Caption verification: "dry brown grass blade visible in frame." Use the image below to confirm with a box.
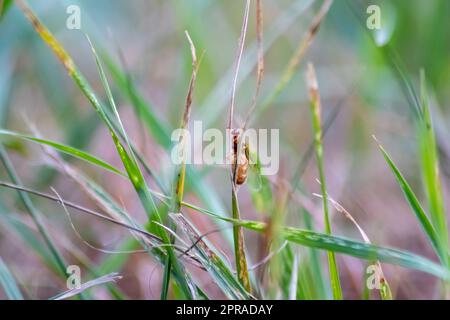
[173,30,200,212]
[161,30,201,299]
[262,0,333,110]
[313,190,392,299]
[243,0,264,129]
[15,0,75,75]
[255,0,264,92]
[228,0,251,130]
[180,30,199,130]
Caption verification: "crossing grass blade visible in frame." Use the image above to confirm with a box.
[3,176,450,290]
[176,201,450,281]
[15,0,197,299]
[306,63,342,299]
[0,145,68,278]
[101,49,232,244]
[51,272,122,300]
[0,185,126,299]
[172,213,253,300]
[0,257,24,300]
[0,180,226,299]
[318,193,393,299]
[200,0,316,127]
[87,36,198,299]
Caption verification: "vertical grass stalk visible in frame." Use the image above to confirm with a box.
[161,31,199,299]
[227,0,252,293]
[306,63,342,299]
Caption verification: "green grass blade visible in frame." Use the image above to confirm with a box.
[374,137,444,262]
[0,129,126,177]
[0,257,23,300]
[278,243,296,299]
[86,37,198,299]
[16,1,197,299]
[306,63,342,299]
[231,186,251,292]
[380,274,393,300]
[0,145,68,278]
[161,31,199,300]
[0,204,59,274]
[417,71,449,265]
[100,51,171,146]
[101,48,233,243]
[0,0,12,20]
[172,213,253,300]
[182,203,450,281]
[302,209,327,299]
[280,227,450,281]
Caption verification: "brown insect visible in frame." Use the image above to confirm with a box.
[231,130,250,185]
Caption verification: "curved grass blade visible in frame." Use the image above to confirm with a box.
[373,136,444,263]
[0,129,126,177]
[0,146,68,278]
[281,227,450,281]
[51,272,122,300]
[317,193,392,299]
[0,257,23,300]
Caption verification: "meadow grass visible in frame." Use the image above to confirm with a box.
[0,0,449,300]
